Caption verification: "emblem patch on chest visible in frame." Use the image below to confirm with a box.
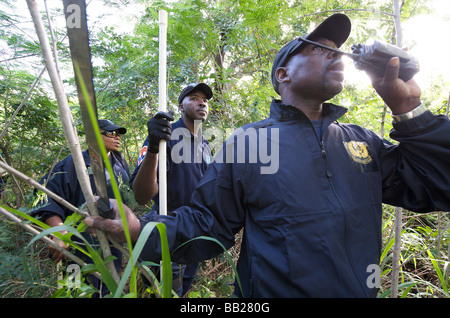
[343,141,372,165]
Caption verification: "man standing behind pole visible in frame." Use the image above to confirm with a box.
[130,83,213,297]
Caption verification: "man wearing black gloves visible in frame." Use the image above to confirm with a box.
[86,14,450,297]
[130,83,213,297]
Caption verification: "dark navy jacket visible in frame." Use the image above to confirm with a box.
[129,118,212,213]
[32,150,130,222]
[138,100,450,297]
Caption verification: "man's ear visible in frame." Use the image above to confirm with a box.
[178,104,184,114]
[275,67,290,85]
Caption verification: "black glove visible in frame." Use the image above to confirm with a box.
[147,110,174,154]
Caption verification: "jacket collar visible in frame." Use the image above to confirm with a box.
[172,117,208,141]
[270,99,348,125]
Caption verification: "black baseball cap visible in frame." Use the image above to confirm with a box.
[271,13,351,94]
[178,83,213,104]
[98,119,127,134]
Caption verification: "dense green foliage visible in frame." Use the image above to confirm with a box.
[0,0,449,298]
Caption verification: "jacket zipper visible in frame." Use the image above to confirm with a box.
[312,122,371,297]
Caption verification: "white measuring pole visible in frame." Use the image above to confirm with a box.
[158,10,168,217]
[158,10,169,288]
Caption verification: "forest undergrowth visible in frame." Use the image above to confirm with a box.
[1,203,449,298]
[1,0,450,300]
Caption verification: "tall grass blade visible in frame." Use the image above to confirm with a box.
[378,281,418,298]
[427,249,449,294]
[114,221,172,298]
[380,236,395,265]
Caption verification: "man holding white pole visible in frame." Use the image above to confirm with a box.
[130,83,213,297]
[130,10,214,297]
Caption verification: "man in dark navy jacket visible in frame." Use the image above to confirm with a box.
[129,83,213,297]
[85,14,450,297]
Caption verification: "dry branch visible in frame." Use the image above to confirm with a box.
[0,67,46,142]
[0,160,87,217]
[0,206,102,279]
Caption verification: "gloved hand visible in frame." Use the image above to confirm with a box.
[147,110,174,154]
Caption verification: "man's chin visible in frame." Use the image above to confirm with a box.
[323,84,343,100]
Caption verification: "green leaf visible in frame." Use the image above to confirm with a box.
[27,224,118,295]
[380,236,395,264]
[173,235,243,296]
[378,281,419,298]
[114,221,173,298]
[2,204,89,257]
[427,249,448,294]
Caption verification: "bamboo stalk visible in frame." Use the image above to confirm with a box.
[389,0,404,298]
[390,206,403,298]
[0,206,104,280]
[0,160,87,217]
[44,0,61,77]
[379,104,387,138]
[437,212,442,266]
[26,0,119,283]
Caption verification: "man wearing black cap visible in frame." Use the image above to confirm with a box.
[86,14,450,297]
[32,119,129,296]
[129,83,213,297]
